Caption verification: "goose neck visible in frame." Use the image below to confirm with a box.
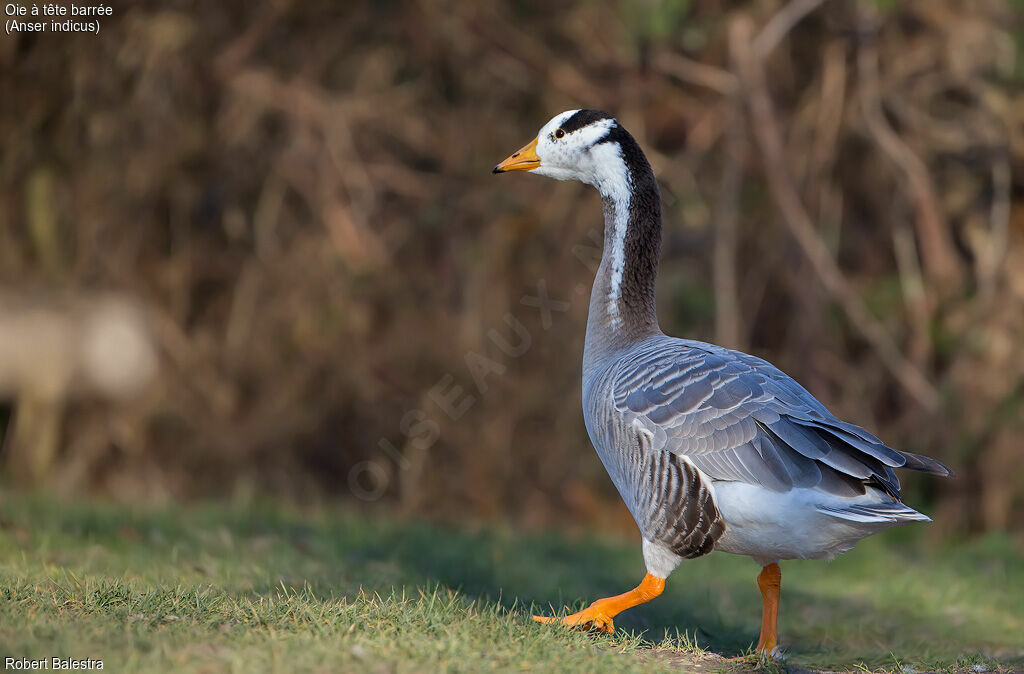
[583,147,662,371]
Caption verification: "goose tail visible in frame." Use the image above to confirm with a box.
[898,450,954,478]
[815,502,932,524]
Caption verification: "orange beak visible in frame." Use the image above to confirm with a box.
[493,137,541,173]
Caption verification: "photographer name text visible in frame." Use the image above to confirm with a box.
[5,658,103,670]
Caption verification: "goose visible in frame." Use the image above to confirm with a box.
[492,109,951,657]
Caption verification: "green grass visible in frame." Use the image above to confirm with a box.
[0,496,1021,673]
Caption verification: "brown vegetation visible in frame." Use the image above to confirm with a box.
[0,1,1021,534]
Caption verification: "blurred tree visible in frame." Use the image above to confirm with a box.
[0,0,1020,533]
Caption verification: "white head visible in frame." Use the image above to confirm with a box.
[495,110,654,329]
[493,109,631,194]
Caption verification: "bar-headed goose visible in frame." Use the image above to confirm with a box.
[493,110,951,657]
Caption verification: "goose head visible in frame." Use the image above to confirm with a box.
[493,109,632,192]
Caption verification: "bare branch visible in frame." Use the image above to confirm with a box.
[981,158,1012,298]
[651,50,738,96]
[713,99,747,350]
[856,3,961,290]
[752,0,827,59]
[730,14,940,411]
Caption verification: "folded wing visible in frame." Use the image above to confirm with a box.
[614,340,951,500]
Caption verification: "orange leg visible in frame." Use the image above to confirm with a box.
[755,563,782,654]
[533,573,665,633]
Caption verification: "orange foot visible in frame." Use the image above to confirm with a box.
[727,646,784,663]
[533,606,616,633]
[532,573,665,635]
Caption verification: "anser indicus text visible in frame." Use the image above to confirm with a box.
[493,109,951,656]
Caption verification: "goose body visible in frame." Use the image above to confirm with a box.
[494,109,950,653]
[584,334,932,575]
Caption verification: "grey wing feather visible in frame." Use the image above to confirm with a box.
[629,429,725,558]
[614,338,950,499]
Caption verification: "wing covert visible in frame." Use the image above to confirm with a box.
[613,339,910,498]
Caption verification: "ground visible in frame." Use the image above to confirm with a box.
[0,496,1021,673]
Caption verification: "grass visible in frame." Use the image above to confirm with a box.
[0,496,1021,673]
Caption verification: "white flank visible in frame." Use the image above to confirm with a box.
[642,537,682,579]
[711,480,925,563]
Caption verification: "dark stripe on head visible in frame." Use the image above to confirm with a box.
[596,123,651,179]
[560,109,614,134]
[562,110,654,181]
[559,109,652,176]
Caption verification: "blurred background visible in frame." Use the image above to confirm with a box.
[1,0,1022,538]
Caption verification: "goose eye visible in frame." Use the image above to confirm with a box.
[554,128,565,139]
